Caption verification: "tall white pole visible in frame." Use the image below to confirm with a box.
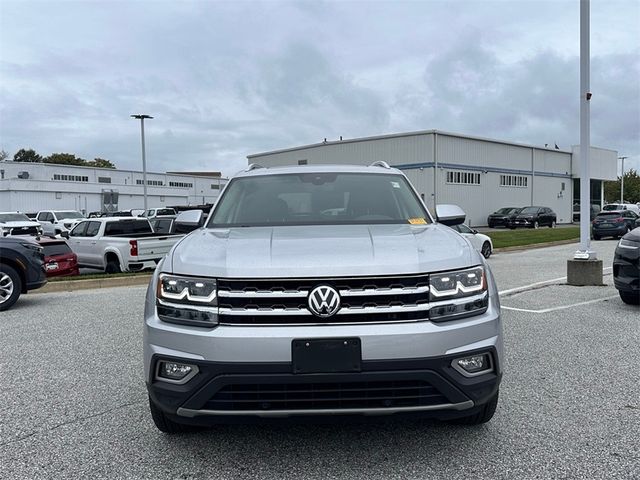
[140,118,148,212]
[576,0,595,259]
[620,156,626,203]
[131,114,153,212]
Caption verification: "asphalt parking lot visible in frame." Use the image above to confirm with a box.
[1,240,638,479]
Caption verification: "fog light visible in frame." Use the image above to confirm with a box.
[452,353,493,377]
[156,361,199,383]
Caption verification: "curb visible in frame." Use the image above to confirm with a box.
[493,238,579,253]
[35,274,152,294]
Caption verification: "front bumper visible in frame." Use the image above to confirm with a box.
[613,245,639,293]
[144,271,503,422]
[147,350,501,423]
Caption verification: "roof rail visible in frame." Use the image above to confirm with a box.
[245,163,265,171]
[369,161,391,169]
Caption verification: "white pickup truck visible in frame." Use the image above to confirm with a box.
[68,217,184,273]
[36,210,86,235]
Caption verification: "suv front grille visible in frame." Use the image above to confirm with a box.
[205,379,448,411]
[10,226,39,235]
[217,274,431,325]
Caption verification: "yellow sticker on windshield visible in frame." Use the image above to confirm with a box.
[408,218,427,225]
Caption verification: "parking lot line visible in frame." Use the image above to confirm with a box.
[498,266,613,296]
[502,294,620,314]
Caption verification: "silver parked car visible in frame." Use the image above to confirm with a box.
[144,163,503,432]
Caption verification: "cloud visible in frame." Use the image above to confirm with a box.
[0,0,638,175]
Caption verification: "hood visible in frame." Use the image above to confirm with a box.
[623,227,640,242]
[0,220,41,228]
[168,224,478,278]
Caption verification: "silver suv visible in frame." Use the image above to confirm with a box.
[144,163,503,432]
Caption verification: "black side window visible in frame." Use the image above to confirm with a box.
[71,222,88,237]
[85,221,101,237]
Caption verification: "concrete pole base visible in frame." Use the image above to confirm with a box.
[567,259,604,286]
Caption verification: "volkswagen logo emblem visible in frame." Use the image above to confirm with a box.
[308,285,341,317]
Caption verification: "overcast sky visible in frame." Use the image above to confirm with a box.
[1,0,638,177]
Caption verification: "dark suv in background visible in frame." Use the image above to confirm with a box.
[487,207,522,228]
[510,206,556,229]
[592,210,639,240]
[0,237,47,311]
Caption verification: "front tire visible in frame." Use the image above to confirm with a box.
[481,241,492,259]
[447,391,499,425]
[0,264,22,312]
[619,290,640,305]
[148,396,196,434]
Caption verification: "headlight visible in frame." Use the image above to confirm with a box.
[156,273,218,327]
[618,238,639,249]
[429,266,488,322]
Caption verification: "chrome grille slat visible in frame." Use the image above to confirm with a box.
[216,274,439,325]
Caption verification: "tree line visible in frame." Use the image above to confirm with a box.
[0,148,116,169]
[604,169,640,204]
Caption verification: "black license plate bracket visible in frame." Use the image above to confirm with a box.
[292,338,362,374]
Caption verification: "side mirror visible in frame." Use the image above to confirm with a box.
[60,231,69,239]
[174,210,204,233]
[472,229,478,234]
[435,204,466,226]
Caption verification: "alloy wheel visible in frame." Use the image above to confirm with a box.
[0,272,14,305]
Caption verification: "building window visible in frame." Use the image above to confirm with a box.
[98,177,111,183]
[298,159,308,165]
[53,174,89,182]
[55,192,62,199]
[211,183,220,189]
[169,181,193,188]
[136,179,164,186]
[499,174,528,188]
[446,170,481,185]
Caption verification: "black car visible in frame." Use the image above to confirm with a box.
[510,206,557,229]
[487,207,522,228]
[613,227,640,305]
[0,237,47,311]
[592,210,639,240]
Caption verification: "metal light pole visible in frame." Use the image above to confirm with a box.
[568,0,602,286]
[575,0,595,260]
[131,114,153,211]
[618,156,627,203]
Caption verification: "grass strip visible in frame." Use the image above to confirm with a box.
[48,271,152,282]
[487,226,580,249]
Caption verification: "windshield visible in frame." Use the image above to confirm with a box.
[596,212,621,218]
[208,172,430,227]
[0,213,31,222]
[495,208,514,214]
[54,211,85,219]
[520,207,539,214]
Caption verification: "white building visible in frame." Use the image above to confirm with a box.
[247,130,618,226]
[0,161,228,214]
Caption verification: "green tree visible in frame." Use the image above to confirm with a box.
[87,157,116,169]
[13,148,43,162]
[604,169,640,204]
[44,153,87,166]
